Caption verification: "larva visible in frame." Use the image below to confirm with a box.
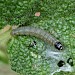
[11,26,63,50]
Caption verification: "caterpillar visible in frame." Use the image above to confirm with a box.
[11,26,63,50]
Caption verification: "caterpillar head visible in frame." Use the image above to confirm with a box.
[54,42,63,50]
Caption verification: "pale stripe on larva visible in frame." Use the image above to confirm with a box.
[11,26,63,50]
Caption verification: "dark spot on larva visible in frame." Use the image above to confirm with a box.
[67,58,73,66]
[54,42,63,50]
[57,60,65,67]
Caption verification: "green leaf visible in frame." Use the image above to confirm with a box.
[1,0,74,75]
